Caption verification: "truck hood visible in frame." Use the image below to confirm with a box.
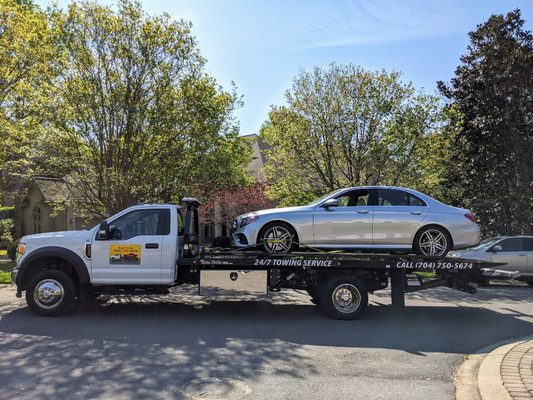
[22,230,93,242]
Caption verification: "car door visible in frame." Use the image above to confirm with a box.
[313,189,373,245]
[91,208,170,284]
[490,238,528,274]
[372,189,429,246]
[522,237,533,277]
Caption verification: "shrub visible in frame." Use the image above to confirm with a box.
[0,206,15,220]
[7,241,18,261]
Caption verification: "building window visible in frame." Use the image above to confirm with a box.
[33,207,41,234]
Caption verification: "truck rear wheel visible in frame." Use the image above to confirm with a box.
[319,275,368,320]
[26,270,76,316]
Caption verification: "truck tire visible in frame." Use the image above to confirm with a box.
[306,286,320,305]
[26,270,76,316]
[318,275,368,320]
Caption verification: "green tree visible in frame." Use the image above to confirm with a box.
[0,0,55,199]
[438,10,533,236]
[45,0,250,217]
[261,63,445,206]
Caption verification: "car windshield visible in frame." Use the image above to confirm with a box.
[307,189,346,206]
[469,237,501,250]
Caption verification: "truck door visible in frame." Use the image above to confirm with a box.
[90,208,171,284]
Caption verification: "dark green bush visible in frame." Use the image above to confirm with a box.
[0,206,15,220]
[7,241,18,261]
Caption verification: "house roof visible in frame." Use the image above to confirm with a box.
[242,134,270,183]
[32,177,69,202]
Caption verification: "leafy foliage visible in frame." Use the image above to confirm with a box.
[201,183,277,231]
[438,10,533,236]
[0,0,56,198]
[37,0,251,217]
[261,64,446,206]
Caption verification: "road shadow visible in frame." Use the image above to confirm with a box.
[0,287,532,399]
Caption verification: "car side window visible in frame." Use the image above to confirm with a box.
[497,238,523,252]
[335,190,371,207]
[524,238,533,251]
[376,189,426,207]
[110,209,170,240]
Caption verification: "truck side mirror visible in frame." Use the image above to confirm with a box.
[322,199,339,209]
[98,220,109,240]
[492,245,502,252]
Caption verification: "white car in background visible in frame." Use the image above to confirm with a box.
[232,186,480,256]
[449,236,533,285]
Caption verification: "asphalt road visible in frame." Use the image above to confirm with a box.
[0,283,531,400]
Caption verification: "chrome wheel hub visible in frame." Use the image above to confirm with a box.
[419,229,447,256]
[34,279,64,309]
[263,226,293,253]
[332,284,361,314]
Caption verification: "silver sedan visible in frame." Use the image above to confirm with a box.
[232,186,480,256]
[449,236,533,284]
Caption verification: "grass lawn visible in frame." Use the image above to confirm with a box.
[0,261,15,284]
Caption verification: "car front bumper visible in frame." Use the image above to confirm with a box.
[232,223,261,248]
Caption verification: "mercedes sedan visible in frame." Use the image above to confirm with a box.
[232,186,480,256]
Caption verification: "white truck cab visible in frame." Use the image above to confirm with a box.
[13,203,189,315]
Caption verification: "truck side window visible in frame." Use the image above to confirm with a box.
[110,209,170,240]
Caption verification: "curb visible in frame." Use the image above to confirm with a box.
[455,336,533,400]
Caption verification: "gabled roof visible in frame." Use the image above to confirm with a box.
[32,177,69,202]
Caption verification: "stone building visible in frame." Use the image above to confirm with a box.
[13,177,91,238]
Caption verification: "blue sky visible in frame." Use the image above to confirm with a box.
[35,0,533,135]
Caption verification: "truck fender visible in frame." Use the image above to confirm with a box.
[16,246,90,289]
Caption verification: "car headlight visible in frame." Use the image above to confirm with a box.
[240,215,259,228]
[16,243,26,258]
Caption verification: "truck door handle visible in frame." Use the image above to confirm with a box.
[145,243,159,249]
[519,253,526,256]
[357,210,370,214]
[410,211,422,215]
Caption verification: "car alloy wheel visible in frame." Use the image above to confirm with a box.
[262,225,293,253]
[418,229,448,256]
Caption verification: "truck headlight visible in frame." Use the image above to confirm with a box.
[16,243,26,257]
[240,215,259,228]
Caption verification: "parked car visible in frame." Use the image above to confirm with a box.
[232,186,480,256]
[449,236,533,285]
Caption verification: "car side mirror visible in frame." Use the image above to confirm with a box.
[322,199,339,209]
[98,220,109,240]
[492,245,502,252]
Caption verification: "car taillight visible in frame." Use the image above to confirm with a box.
[464,212,477,223]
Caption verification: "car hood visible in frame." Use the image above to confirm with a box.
[252,206,312,217]
[448,249,489,259]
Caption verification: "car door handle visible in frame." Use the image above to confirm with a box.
[145,243,159,249]
[410,211,422,215]
[519,253,526,256]
[357,210,370,214]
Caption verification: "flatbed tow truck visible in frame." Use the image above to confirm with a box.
[12,199,517,319]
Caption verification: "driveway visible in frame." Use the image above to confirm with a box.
[0,283,531,400]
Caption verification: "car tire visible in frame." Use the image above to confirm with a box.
[413,226,452,257]
[258,222,298,254]
[318,275,368,320]
[26,270,76,317]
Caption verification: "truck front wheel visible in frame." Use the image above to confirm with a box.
[319,275,368,320]
[26,270,76,316]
